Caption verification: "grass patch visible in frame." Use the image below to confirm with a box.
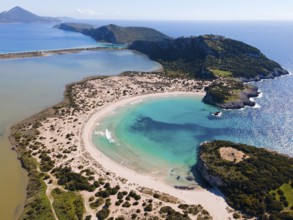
[19,153,54,220]
[52,188,85,220]
[271,183,293,213]
[209,69,232,78]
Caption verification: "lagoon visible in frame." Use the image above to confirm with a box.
[0,50,161,219]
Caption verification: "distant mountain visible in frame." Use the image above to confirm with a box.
[0,6,60,23]
[55,23,171,44]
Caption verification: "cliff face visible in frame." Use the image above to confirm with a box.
[55,23,170,44]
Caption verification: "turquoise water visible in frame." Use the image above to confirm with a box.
[92,74,293,186]
[90,21,293,186]
[92,95,220,185]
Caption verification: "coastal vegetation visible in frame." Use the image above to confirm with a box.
[129,35,287,80]
[129,34,288,108]
[10,73,213,219]
[197,140,293,219]
[202,78,259,109]
[55,23,170,44]
[52,188,85,220]
[18,152,54,220]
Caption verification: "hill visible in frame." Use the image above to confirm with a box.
[129,35,288,109]
[0,6,60,23]
[54,22,95,32]
[55,23,171,44]
[197,140,293,219]
[129,35,288,80]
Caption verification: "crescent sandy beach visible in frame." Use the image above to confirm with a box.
[12,72,236,219]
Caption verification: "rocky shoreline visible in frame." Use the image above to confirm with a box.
[203,79,260,109]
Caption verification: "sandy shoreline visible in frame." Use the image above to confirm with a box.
[0,46,122,60]
[11,73,235,219]
[82,92,232,220]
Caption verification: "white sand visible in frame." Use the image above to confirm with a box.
[82,92,232,220]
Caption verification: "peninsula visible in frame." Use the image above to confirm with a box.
[129,35,288,109]
[197,140,293,219]
[56,22,289,109]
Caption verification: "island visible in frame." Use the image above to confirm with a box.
[197,140,293,219]
[0,6,60,23]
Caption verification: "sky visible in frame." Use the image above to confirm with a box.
[1,0,293,20]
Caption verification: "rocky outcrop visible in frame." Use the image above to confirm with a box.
[196,140,293,219]
[202,79,259,109]
[196,155,225,187]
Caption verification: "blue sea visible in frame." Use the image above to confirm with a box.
[0,21,293,218]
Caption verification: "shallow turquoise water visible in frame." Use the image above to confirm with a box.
[92,95,219,185]
[92,74,293,186]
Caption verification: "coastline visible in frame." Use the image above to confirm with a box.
[81,92,232,219]
[10,72,235,219]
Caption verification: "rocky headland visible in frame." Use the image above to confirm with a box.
[129,35,289,109]
[197,140,293,219]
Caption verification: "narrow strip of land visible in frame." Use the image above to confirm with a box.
[0,47,123,60]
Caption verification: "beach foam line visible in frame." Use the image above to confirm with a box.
[81,91,232,220]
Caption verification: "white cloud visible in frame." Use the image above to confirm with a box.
[75,8,101,16]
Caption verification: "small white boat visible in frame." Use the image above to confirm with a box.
[212,111,222,117]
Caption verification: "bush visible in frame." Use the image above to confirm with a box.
[96,209,110,220]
